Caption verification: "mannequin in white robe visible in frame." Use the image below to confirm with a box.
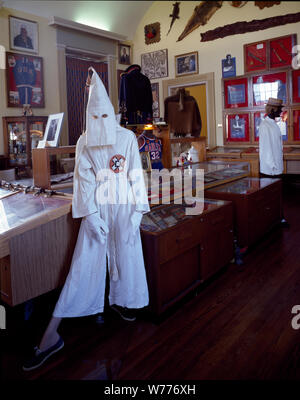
[259,97,284,176]
[36,68,150,352]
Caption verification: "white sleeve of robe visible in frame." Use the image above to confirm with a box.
[128,135,150,215]
[72,137,98,218]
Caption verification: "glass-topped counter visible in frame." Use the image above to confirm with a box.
[141,198,229,233]
[0,191,71,235]
[205,177,280,196]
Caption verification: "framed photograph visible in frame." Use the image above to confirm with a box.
[6,52,44,108]
[224,77,248,109]
[141,49,168,79]
[119,44,131,65]
[151,82,160,118]
[140,151,152,172]
[38,113,64,148]
[222,54,236,78]
[252,72,287,107]
[226,113,250,142]
[9,16,38,54]
[175,51,198,78]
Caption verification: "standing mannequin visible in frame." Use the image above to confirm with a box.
[23,68,150,371]
[258,97,288,227]
[258,97,284,177]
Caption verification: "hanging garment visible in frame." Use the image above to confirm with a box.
[119,64,153,125]
[164,88,202,137]
[138,131,163,170]
[53,68,150,318]
[258,116,283,175]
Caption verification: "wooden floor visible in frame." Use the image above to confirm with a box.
[2,176,300,381]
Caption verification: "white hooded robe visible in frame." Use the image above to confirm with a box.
[53,68,149,317]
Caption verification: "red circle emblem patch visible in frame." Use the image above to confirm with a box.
[109,154,126,173]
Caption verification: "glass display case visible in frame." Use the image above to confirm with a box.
[2,116,48,176]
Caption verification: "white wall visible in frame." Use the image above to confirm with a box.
[132,1,300,146]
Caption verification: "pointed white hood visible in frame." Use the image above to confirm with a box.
[85,67,117,147]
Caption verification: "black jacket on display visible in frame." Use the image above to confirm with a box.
[119,64,153,124]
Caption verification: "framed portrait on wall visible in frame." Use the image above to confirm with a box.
[9,16,38,54]
[175,51,198,78]
[224,77,248,109]
[119,44,131,65]
[226,113,250,142]
[151,82,160,118]
[6,52,45,108]
[141,49,168,79]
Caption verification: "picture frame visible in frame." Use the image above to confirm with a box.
[244,40,267,73]
[140,151,152,172]
[175,51,198,78]
[151,82,160,118]
[293,109,300,141]
[6,52,45,108]
[38,113,64,148]
[224,77,248,109]
[252,71,287,107]
[9,15,38,54]
[119,44,131,65]
[141,49,168,80]
[226,113,250,142]
[222,54,236,78]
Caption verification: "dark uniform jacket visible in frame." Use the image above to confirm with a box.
[164,89,202,137]
[119,64,153,124]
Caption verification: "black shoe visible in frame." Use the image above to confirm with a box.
[111,305,136,322]
[22,336,64,371]
[281,219,290,228]
[94,313,105,325]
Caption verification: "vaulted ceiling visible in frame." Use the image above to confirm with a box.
[3,0,154,39]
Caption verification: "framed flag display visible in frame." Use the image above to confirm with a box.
[224,77,248,109]
[225,113,250,142]
[270,34,297,69]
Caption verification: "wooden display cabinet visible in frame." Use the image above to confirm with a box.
[0,190,80,306]
[205,177,282,248]
[2,116,48,176]
[140,199,234,316]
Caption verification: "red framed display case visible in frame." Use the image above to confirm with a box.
[270,35,297,69]
[292,109,300,142]
[252,71,287,107]
[244,34,297,73]
[244,40,267,73]
[224,77,248,109]
[292,69,300,104]
[225,113,250,143]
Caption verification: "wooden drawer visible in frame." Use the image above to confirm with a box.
[158,218,207,264]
